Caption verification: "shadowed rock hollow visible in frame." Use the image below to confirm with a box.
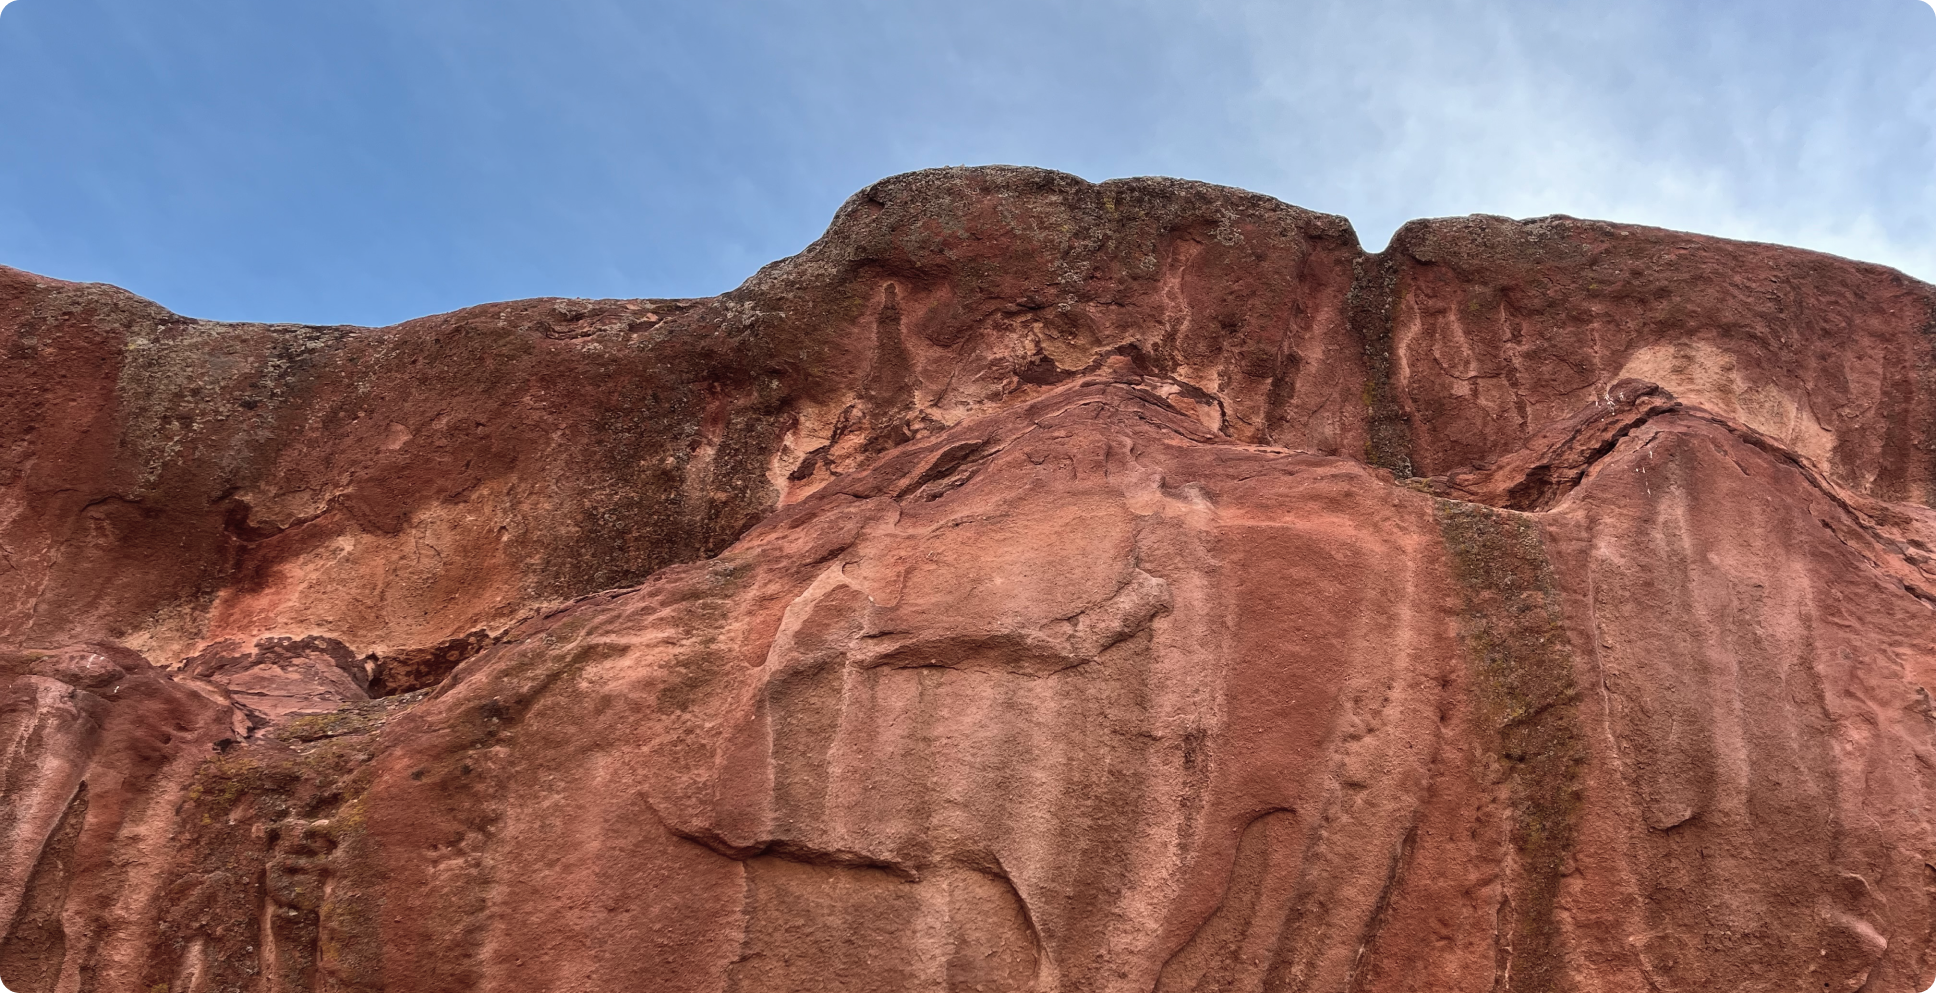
[5,166,1936,993]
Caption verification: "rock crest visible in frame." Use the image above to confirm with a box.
[4,167,1936,992]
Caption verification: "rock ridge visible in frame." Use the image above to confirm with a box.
[3,166,1936,991]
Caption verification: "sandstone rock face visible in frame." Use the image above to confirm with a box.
[4,166,1936,992]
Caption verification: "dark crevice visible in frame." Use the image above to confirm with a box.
[218,495,334,544]
[1347,250,1414,477]
[665,823,924,883]
[1503,410,1665,511]
[895,440,997,501]
[1433,379,1679,513]
[367,629,500,698]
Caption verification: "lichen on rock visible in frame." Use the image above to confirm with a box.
[5,166,1936,992]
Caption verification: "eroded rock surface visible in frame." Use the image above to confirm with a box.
[5,166,1936,992]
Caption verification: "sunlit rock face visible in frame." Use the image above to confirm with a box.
[5,166,1936,993]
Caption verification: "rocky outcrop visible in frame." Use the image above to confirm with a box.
[4,166,1936,992]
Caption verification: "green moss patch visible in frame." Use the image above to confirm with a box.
[1435,500,1587,993]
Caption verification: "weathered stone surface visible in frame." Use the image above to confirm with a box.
[4,166,1936,991]
[181,636,372,727]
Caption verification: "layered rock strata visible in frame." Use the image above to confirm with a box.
[4,166,1936,992]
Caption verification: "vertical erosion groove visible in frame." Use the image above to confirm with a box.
[0,783,88,988]
[1435,501,1586,993]
[1348,252,1414,478]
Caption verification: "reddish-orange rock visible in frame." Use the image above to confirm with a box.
[5,166,1936,992]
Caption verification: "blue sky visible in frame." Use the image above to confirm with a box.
[0,0,1932,327]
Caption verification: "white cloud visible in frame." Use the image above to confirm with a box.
[1199,0,1936,280]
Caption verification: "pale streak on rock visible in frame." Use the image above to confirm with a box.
[2,167,1936,992]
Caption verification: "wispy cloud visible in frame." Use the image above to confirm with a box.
[1206,0,1936,278]
[0,0,1930,323]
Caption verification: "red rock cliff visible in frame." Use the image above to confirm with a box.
[4,166,1936,992]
